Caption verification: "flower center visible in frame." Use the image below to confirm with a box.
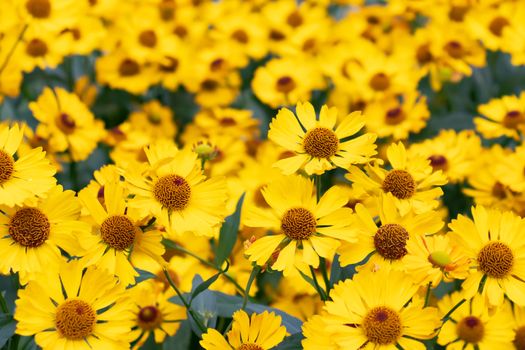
[374,224,409,260]
[139,30,157,48]
[232,29,249,43]
[100,215,136,250]
[428,250,452,268]
[201,79,219,91]
[428,155,448,171]
[237,344,264,350]
[26,39,48,57]
[119,59,140,77]
[382,170,416,199]
[269,29,286,41]
[287,11,303,27]
[26,0,51,18]
[448,6,468,21]
[276,76,295,93]
[477,241,514,278]
[362,306,402,345]
[153,175,191,211]
[369,73,390,91]
[281,207,317,240]
[416,44,433,64]
[489,16,509,37]
[158,0,175,20]
[56,113,76,134]
[55,300,96,340]
[444,41,464,59]
[503,110,524,129]
[491,182,507,199]
[9,208,50,248]
[457,316,484,344]
[384,107,405,125]
[159,56,179,72]
[137,305,163,330]
[210,58,225,72]
[515,326,525,350]
[302,127,339,159]
[0,150,15,184]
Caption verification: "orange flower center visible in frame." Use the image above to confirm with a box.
[515,326,525,350]
[384,107,405,125]
[9,208,50,247]
[139,30,157,48]
[428,155,448,171]
[237,344,264,350]
[55,299,96,340]
[477,241,514,278]
[303,127,339,159]
[444,41,464,59]
[275,76,296,93]
[100,215,136,250]
[503,110,524,129]
[489,16,509,37]
[382,170,416,199]
[281,207,317,240]
[457,316,484,344]
[362,306,402,345]
[26,39,48,57]
[56,113,76,134]
[138,305,163,330]
[232,29,249,44]
[374,224,409,260]
[201,79,219,91]
[153,175,191,211]
[369,73,390,91]
[119,59,140,77]
[0,150,14,184]
[26,0,51,18]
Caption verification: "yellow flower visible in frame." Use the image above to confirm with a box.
[513,303,525,349]
[268,101,377,175]
[346,141,447,214]
[449,205,525,306]
[20,28,66,72]
[124,143,228,237]
[29,87,106,161]
[128,100,178,140]
[187,107,260,140]
[16,0,83,32]
[0,185,87,282]
[200,310,287,350]
[465,2,516,51]
[0,123,56,207]
[130,280,186,346]
[14,260,135,349]
[437,292,515,349]
[244,174,356,275]
[338,193,444,270]
[475,92,525,140]
[78,180,165,286]
[302,268,440,349]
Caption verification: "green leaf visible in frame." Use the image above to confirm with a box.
[187,275,217,337]
[16,336,38,350]
[329,254,356,286]
[0,314,16,348]
[274,333,305,350]
[189,261,229,306]
[214,194,245,267]
[134,269,158,284]
[162,321,192,350]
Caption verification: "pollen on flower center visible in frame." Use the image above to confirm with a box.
[374,223,409,260]
[26,0,51,18]
[362,306,402,345]
[139,30,157,48]
[477,241,514,278]
[382,169,416,199]
[119,59,140,77]
[138,305,163,330]
[55,299,96,340]
[457,316,484,344]
[56,113,76,134]
[514,326,525,350]
[275,76,296,93]
[237,344,264,350]
[302,127,339,159]
[0,150,15,184]
[153,174,191,211]
[281,207,317,240]
[100,215,136,250]
[9,208,50,248]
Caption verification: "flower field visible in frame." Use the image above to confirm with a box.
[2,0,525,349]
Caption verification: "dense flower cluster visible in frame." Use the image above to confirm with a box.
[2,0,525,349]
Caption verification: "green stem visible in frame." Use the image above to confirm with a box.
[165,241,245,296]
[441,298,466,323]
[0,24,28,75]
[424,282,432,307]
[242,266,260,310]
[163,269,207,333]
[314,174,322,200]
[319,258,331,296]
[0,291,9,314]
[69,160,79,191]
[309,266,327,301]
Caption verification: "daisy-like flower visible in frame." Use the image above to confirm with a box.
[200,310,287,350]
[338,193,444,270]
[244,174,356,275]
[405,234,470,286]
[268,101,377,175]
[124,142,228,237]
[302,268,440,350]
[474,92,525,140]
[437,292,514,349]
[346,141,447,214]
[513,304,525,349]
[29,87,106,162]
[449,205,525,306]
[78,180,165,286]
[0,185,87,282]
[130,280,186,346]
[15,260,135,349]
[0,123,56,207]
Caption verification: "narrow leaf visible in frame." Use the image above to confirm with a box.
[215,194,245,267]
